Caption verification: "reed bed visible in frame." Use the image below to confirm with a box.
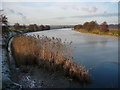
[11,34,90,83]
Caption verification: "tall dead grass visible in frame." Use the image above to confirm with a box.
[11,34,90,83]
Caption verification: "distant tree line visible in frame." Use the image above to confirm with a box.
[13,23,50,31]
[28,24,50,31]
[74,21,109,32]
[50,25,74,29]
[108,24,119,29]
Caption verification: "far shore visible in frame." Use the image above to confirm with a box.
[73,29,119,37]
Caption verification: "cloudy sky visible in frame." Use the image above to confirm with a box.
[2,0,119,25]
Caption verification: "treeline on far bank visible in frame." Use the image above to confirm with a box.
[73,21,119,36]
[8,23,50,32]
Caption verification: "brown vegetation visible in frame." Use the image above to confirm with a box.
[100,22,109,32]
[109,28,119,31]
[28,24,50,31]
[11,34,90,83]
[29,24,38,31]
[74,21,109,33]
[73,21,120,37]
[74,24,83,30]
[11,23,50,31]
[13,23,20,30]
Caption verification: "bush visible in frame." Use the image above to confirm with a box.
[83,21,99,32]
[44,25,50,30]
[13,23,20,30]
[74,21,99,32]
[29,24,38,31]
[74,24,83,30]
[100,22,109,32]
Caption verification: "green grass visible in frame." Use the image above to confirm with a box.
[9,28,30,31]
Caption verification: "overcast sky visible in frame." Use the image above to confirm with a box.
[2,0,119,25]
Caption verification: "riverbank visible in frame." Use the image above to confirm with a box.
[1,31,23,89]
[73,29,119,37]
[11,34,90,83]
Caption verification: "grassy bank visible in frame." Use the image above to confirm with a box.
[73,29,119,37]
[11,34,90,83]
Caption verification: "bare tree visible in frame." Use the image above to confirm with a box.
[0,10,9,33]
[14,23,20,30]
[39,25,44,31]
[0,10,8,25]
[44,25,50,30]
[100,21,109,32]
[74,24,83,30]
[83,21,99,32]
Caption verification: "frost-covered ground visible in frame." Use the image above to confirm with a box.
[1,32,22,89]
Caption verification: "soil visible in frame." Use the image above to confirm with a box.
[11,65,82,88]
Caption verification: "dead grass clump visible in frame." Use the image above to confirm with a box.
[11,34,90,83]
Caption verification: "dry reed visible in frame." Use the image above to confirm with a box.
[11,34,90,83]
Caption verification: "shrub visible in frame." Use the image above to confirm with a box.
[83,21,99,32]
[44,25,50,30]
[100,21,109,32]
[74,24,83,30]
[38,25,44,31]
[74,21,99,32]
[29,24,38,31]
[13,23,20,30]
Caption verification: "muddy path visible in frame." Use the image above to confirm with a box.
[11,65,82,88]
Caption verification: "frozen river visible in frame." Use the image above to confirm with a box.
[27,28,118,88]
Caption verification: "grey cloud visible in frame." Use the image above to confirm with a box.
[54,17,66,19]
[82,6,98,13]
[17,12,26,19]
[62,6,98,13]
[61,6,81,11]
[7,8,26,19]
[61,7,68,10]
[72,7,81,11]
[54,12,118,20]
[71,13,117,18]
[8,8,15,13]
[17,12,23,15]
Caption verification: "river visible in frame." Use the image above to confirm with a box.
[27,28,118,88]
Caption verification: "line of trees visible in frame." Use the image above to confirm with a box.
[13,23,50,31]
[28,24,50,31]
[74,21,109,32]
